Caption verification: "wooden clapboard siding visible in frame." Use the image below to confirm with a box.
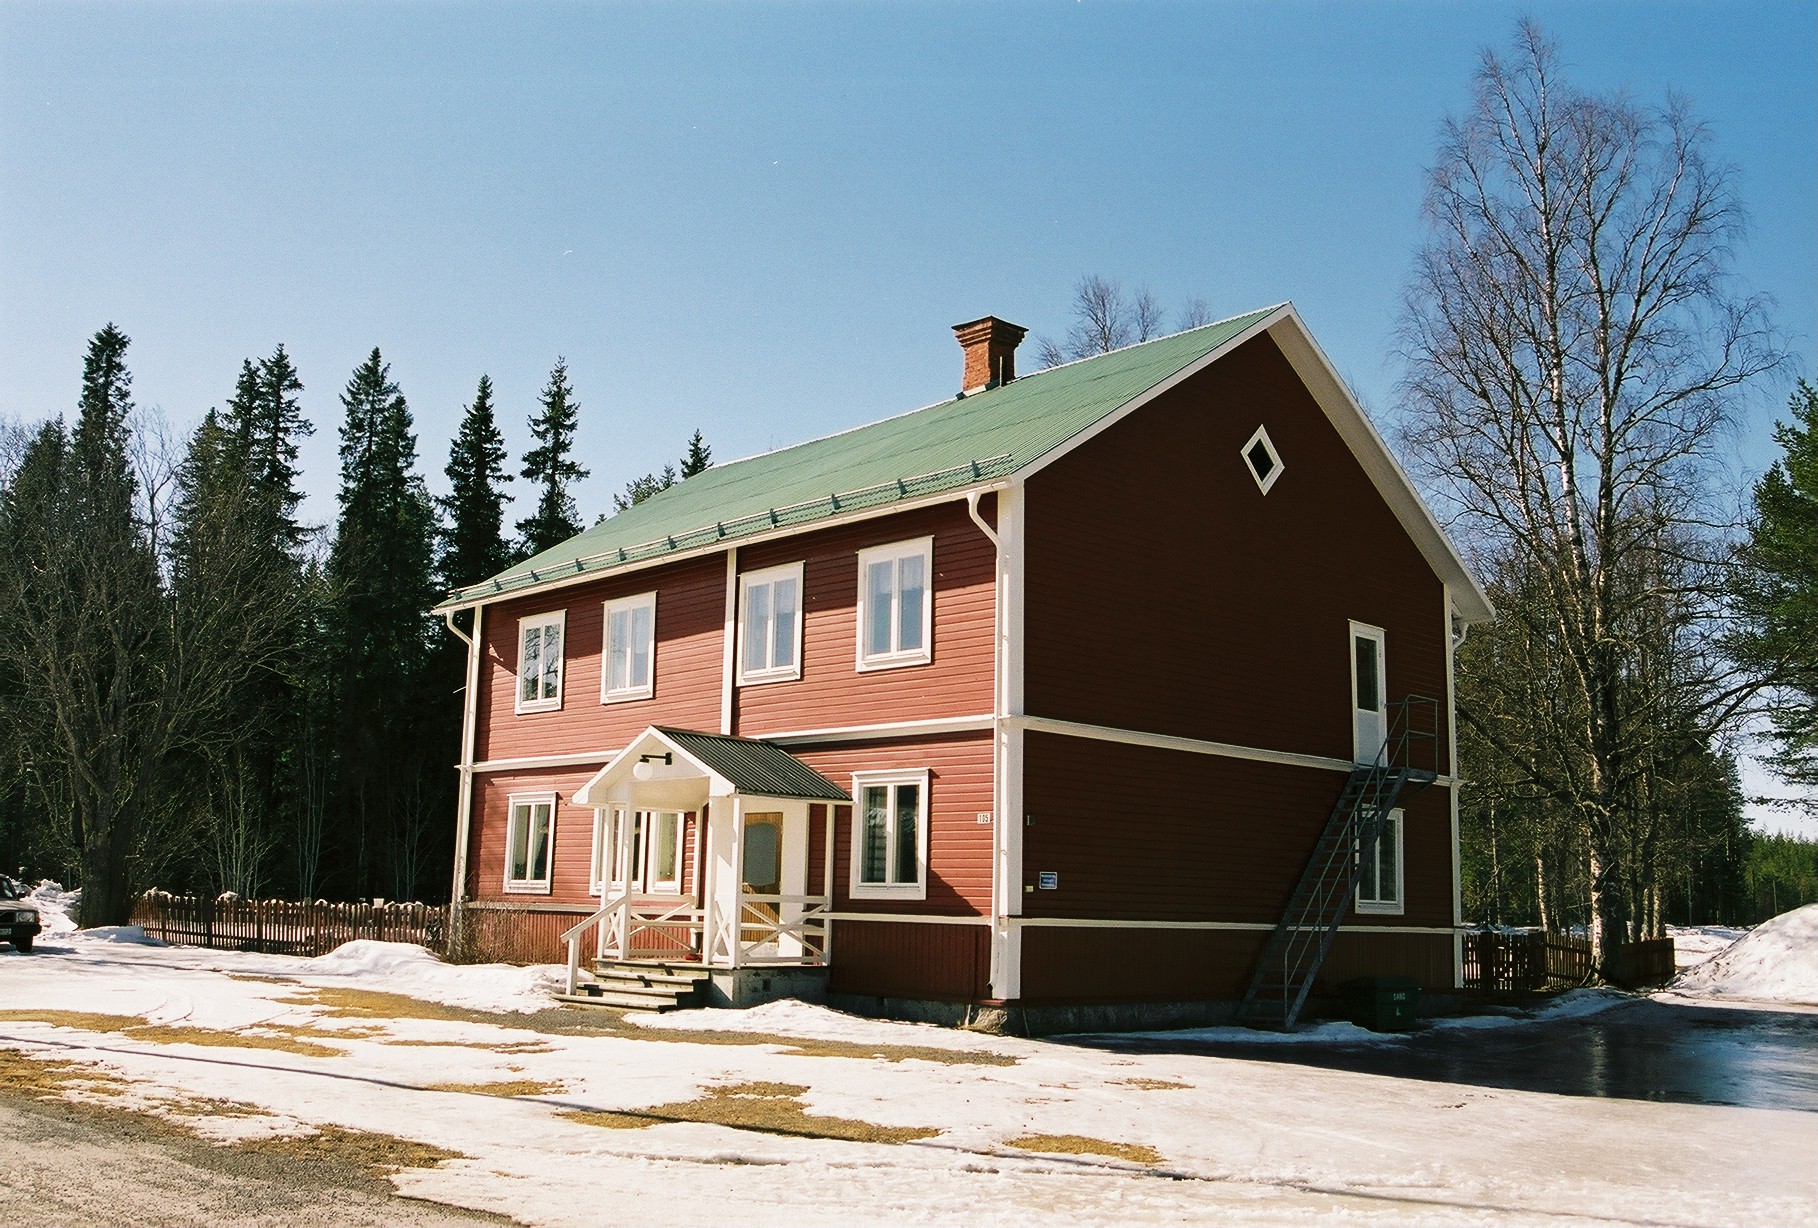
[735,501,996,736]
[473,554,725,763]
[791,732,994,915]
[1024,332,1451,776]
[1019,732,1453,929]
[827,919,991,1001]
[1018,926,1452,1002]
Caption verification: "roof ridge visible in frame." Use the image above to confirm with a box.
[1018,301,1292,381]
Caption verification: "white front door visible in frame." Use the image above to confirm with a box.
[1351,622,1387,764]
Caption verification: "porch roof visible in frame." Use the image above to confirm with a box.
[653,727,850,802]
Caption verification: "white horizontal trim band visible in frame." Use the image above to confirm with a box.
[473,751,616,774]
[763,715,995,745]
[823,912,992,926]
[1013,917,1459,935]
[1014,715,1457,785]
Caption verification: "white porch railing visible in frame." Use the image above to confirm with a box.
[564,893,832,994]
[708,894,831,968]
[560,895,705,995]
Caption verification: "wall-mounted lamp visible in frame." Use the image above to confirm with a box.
[631,752,673,782]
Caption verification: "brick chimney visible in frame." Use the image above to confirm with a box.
[952,316,1028,394]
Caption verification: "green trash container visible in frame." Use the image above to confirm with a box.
[1339,975,1421,1031]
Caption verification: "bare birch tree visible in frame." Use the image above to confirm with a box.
[1399,22,1781,965]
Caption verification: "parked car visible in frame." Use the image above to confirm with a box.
[0,876,41,953]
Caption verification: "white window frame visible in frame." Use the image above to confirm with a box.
[589,806,624,896]
[601,592,657,703]
[590,806,685,897]
[1356,807,1405,915]
[849,769,930,900]
[504,792,557,895]
[514,610,566,714]
[1241,424,1284,494]
[855,536,934,671]
[737,562,805,685]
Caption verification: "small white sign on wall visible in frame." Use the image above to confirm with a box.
[976,812,993,824]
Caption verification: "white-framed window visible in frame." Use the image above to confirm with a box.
[504,793,557,894]
[1241,424,1284,494]
[590,806,684,896]
[602,592,657,703]
[849,769,930,900]
[738,562,804,684]
[856,537,932,671]
[1356,808,1404,915]
[515,610,566,714]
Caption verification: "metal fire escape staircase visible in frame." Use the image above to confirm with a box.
[1235,697,1440,1031]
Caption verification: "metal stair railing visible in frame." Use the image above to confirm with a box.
[1235,696,1439,1031]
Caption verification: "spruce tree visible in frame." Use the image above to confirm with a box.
[224,344,311,553]
[440,374,513,590]
[328,348,443,898]
[680,429,712,478]
[517,358,588,556]
[1734,382,1818,800]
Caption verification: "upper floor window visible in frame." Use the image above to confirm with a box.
[602,592,656,703]
[1356,808,1404,915]
[850,769,929,900]
[856,537,932,671]
[516,611,565,714]
[505,793,556,894]
[738,562,803,684]
[1241,424,1284,494]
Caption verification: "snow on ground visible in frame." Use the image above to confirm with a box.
[1672,905,1818,1006]
[1669,922,1752,971]
[2,903,1813,1227]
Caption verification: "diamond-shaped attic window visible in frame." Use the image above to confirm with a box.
[1242,425,1283,494]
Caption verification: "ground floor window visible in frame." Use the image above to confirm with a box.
[1356,808,1403,914]
[505,794,556,893]
[592,807,684,895]
[850,769,929,900]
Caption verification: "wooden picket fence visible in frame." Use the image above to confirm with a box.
[1463,929,1676,993]
[130,892,448,958]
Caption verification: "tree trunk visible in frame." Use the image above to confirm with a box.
[1535,853,1551,932]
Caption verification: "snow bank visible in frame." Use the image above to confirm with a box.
[1672,904,1818,1005]
[627,997,1025,1053]
[1668,923,1748,971]
[27,880,80,935]
[297,940,561,1014]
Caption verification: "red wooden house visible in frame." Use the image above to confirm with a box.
[434,305,1493,1030]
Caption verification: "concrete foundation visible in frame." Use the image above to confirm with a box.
[701,965,829,1008]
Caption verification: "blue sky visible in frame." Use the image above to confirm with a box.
[3,2,1815,817]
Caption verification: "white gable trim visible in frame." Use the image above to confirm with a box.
[574,727,731,807]
[1266,312,1493,624]
[1011,303,1493,625]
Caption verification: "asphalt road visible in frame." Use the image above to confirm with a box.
[0,1088,509,1228]
[1074,997,1818,1112]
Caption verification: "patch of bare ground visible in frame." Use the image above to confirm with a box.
[381,1038,556,1054]
[277,987,489,1023]
[629,1026,1017,1066]
[0,1045,128,1098]
[232,1126,465,1178]
[1007,1134,1163,1165]
[423,1079,562,1098]
[0,1009,348,1058]
[563,1080,940,1144]
[1115,1077,1190,1091]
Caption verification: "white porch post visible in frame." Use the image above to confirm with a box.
[612,801,632,959]
[823,802,836,965]
[728,794,746,969]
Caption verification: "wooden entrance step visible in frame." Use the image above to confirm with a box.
[556,961,712,1012]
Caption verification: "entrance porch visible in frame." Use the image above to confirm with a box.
[557,727,850,1009]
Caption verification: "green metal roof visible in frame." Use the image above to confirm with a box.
[657,728,851,801]
[439,305,1281,609]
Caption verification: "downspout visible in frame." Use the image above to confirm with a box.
[966,488,1009,1000]
[444,605,484,957]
